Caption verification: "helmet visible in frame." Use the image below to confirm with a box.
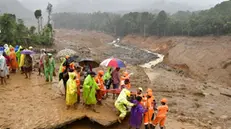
[98,70,104,76]
[147,91,153,97]
[146,88,152,93]
[123,72,129,77]
[138,87,143,92]
[29,46,33,50]
[161,98,167,103]
[125,90,131,97]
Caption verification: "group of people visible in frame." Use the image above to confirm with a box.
[58,55,169,129]
[0,44,34,84]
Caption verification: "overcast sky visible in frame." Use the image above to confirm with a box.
[18,0,226,11]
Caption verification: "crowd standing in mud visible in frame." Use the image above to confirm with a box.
[0,44,169,129]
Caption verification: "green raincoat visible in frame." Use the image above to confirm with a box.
[103,67,112,81]
[44,55,55,81]
[83,75,99,105]
[115,88,134,118]
[66,72,77,105]
[16,46,22,65]
[59,57,66,74]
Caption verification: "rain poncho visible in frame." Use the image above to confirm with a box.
[129,100,146,128]
[16,46,22,64]
[4,44,10,55]
[66,72,77,105]
[103,67,112,81]
[19,54,25,68]
[44,55,55,81]
[59,57,66,74]
[83,75,99,105]
[115,88,134,118]
[9,48,18,70]
[0,54,7,77]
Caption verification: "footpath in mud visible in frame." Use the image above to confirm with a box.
[0,73,119,129]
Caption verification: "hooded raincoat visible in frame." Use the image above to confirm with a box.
[0,54,7,77]
[115,88,134,118]
[83,74,99,105]
[16,46,22,64]
[66,72,77,105]
[9,48,18,70]
[44,55,55,81]
[129,100,146,128]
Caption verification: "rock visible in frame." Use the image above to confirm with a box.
[215,126,222,129]
[207,120,212,125]
[220,115,228,120]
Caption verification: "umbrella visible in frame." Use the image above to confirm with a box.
[100,58,126,68]
[79,58,99,68]
[21,50,35,55]
[56,48,77,58]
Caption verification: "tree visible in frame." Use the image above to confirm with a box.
[34,10,42,33]
[47,3,53,25]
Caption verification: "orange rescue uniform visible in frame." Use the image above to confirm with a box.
[95,71,105,101]
[153,105,169,127]
[142,91,155,125]
[120,72,131,89]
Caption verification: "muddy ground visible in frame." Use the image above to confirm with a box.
[1,29,231,129]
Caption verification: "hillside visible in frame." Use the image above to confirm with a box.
[55,0,202,13]
[0,0,33,19]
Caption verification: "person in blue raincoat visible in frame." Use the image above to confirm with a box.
[129,96,147,129]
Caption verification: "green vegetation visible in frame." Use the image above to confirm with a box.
[0,3,54,46]
[53,0,231,36]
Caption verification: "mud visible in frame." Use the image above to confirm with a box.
[0,73,119,129]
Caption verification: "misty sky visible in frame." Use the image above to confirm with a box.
[18,0,226,11]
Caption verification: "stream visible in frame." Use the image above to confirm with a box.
[109,41,164,68]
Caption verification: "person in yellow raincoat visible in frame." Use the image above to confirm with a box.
[19,53,25,74]
[115,88,134,123]
[66,72,77,109]
[83,71,99,112]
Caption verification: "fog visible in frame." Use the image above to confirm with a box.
[18,0,226,13]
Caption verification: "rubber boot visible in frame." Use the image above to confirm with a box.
[145,125,149,129]
[160,127,164,129]
[150,124,155,129]
[153,126,156,129]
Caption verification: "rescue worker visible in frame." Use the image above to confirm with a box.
[115,88,134,123]
[66,72,77,109]
[74,65,81,103]
[44,53,55,82]
[120,71,132,89]
[136,87,143,97]
[143,88,155,129]
[152,98,168,129]
[83,71,99,112]
[0,52,7,85]
[9,47,18,73]
[103,67,112,97]
[95,70,105,104]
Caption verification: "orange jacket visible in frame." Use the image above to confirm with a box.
[95,75,105,90]
[156,105,168,118]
